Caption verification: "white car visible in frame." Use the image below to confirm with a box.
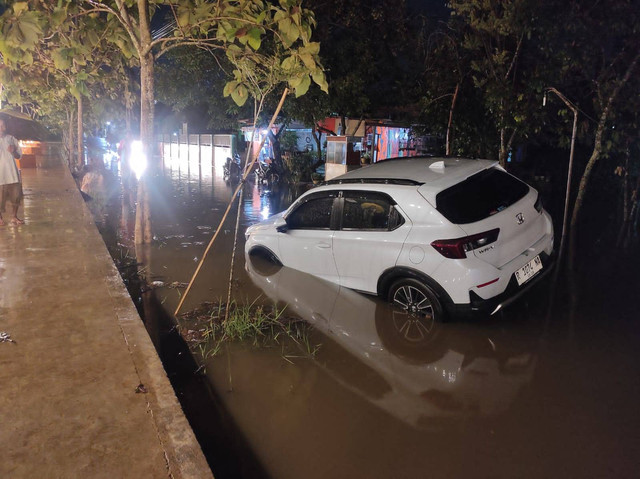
[245,157,554,321]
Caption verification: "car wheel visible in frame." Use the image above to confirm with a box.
[388,278,444,326]
[247,248,282,276]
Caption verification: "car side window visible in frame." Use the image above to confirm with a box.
[287,196,335,229]
[341,191,404,231]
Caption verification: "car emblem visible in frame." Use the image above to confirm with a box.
[516,213,525,225]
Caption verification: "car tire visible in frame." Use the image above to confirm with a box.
[387,278,445,323]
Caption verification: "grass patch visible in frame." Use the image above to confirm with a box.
[179,298,321,361]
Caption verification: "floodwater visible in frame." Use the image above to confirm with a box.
[96,146,640,478]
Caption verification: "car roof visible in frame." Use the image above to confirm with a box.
[330,156,497,188]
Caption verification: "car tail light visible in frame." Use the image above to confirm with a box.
[431,229,500,259]
[534,194,543,213]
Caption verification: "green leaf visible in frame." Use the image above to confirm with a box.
[52,49,71,70]
[177,9,191,28]
[311,70,328,93]
[288,75,302,88]
[281,56,297,71]
[278,18,299,48]
[299,53,316,70]
[247,28,262,50]
[217,21,236,42]
[76,80,89,97]
[291,10,302,27]
[231,84,249,106]
[228,44,243,55]
[0,67,10,84]
[255,11,267,24]
[51,7,67,26]
[302,42,320,56]
[293,74,311,97]
[223,81,237,97]
[69,84,81,100]
[0,44,21,64]
[17,18,43,49]
[86,30,99,48]
[12,2,29,15]
[22,51,33,65]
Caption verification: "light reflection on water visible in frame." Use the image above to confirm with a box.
[138,151,300,315]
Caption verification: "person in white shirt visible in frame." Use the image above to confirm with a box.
[0,118,24,225]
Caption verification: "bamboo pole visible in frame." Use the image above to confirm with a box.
[174,88,289,317]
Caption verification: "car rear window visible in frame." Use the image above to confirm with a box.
[435,168,529,224]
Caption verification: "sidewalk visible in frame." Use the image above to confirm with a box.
[0,160,212,478]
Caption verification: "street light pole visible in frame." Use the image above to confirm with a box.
[544,87,578,272]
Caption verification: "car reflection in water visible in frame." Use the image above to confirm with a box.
[246,251,539,429]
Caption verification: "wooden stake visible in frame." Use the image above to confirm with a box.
[174,88,289,317]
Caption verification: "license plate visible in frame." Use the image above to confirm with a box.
[515,255,543,286]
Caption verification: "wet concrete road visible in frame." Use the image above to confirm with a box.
[111,151,640,478]
[0,161,211,478]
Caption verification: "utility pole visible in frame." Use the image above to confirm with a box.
[544,87,578,272]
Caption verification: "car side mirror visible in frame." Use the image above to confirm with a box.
[275,217,289,233]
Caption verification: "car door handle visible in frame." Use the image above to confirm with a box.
[315,242,331,249]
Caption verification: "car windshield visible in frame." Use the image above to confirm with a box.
[435,168,529,224]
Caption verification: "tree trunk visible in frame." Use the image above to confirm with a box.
[446,83,459,156]
[311,123,324,170]
[499,127,506,167]
[135,52,154,245]
[125,79,132,133]
[568,136,601,273]
[498,126,517,168]
[568,49,640,272]
[312,124,322,161]
[616,152,630,247]
[617,171,640,249]
[76,95,83,170]
[134,0,154,245]
[67,106,74,168]
[625,181,640,249]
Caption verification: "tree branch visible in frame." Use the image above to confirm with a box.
[504,32,524,81]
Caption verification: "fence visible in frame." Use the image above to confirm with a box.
[158,134,237,171]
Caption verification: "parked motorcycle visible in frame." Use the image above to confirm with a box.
[223,154,243,180]
[254,160,280,185]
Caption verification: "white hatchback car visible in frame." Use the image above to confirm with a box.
[245,157,554,321]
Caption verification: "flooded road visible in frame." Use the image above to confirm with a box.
[131,152,300,312]
[205,253,640,478]
[98,148,640,478]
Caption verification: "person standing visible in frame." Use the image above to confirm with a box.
[0,118,24,225]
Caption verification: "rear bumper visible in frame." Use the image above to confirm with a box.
[445,252,555,318]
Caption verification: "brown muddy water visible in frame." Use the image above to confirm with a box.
[90,148,640,478]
